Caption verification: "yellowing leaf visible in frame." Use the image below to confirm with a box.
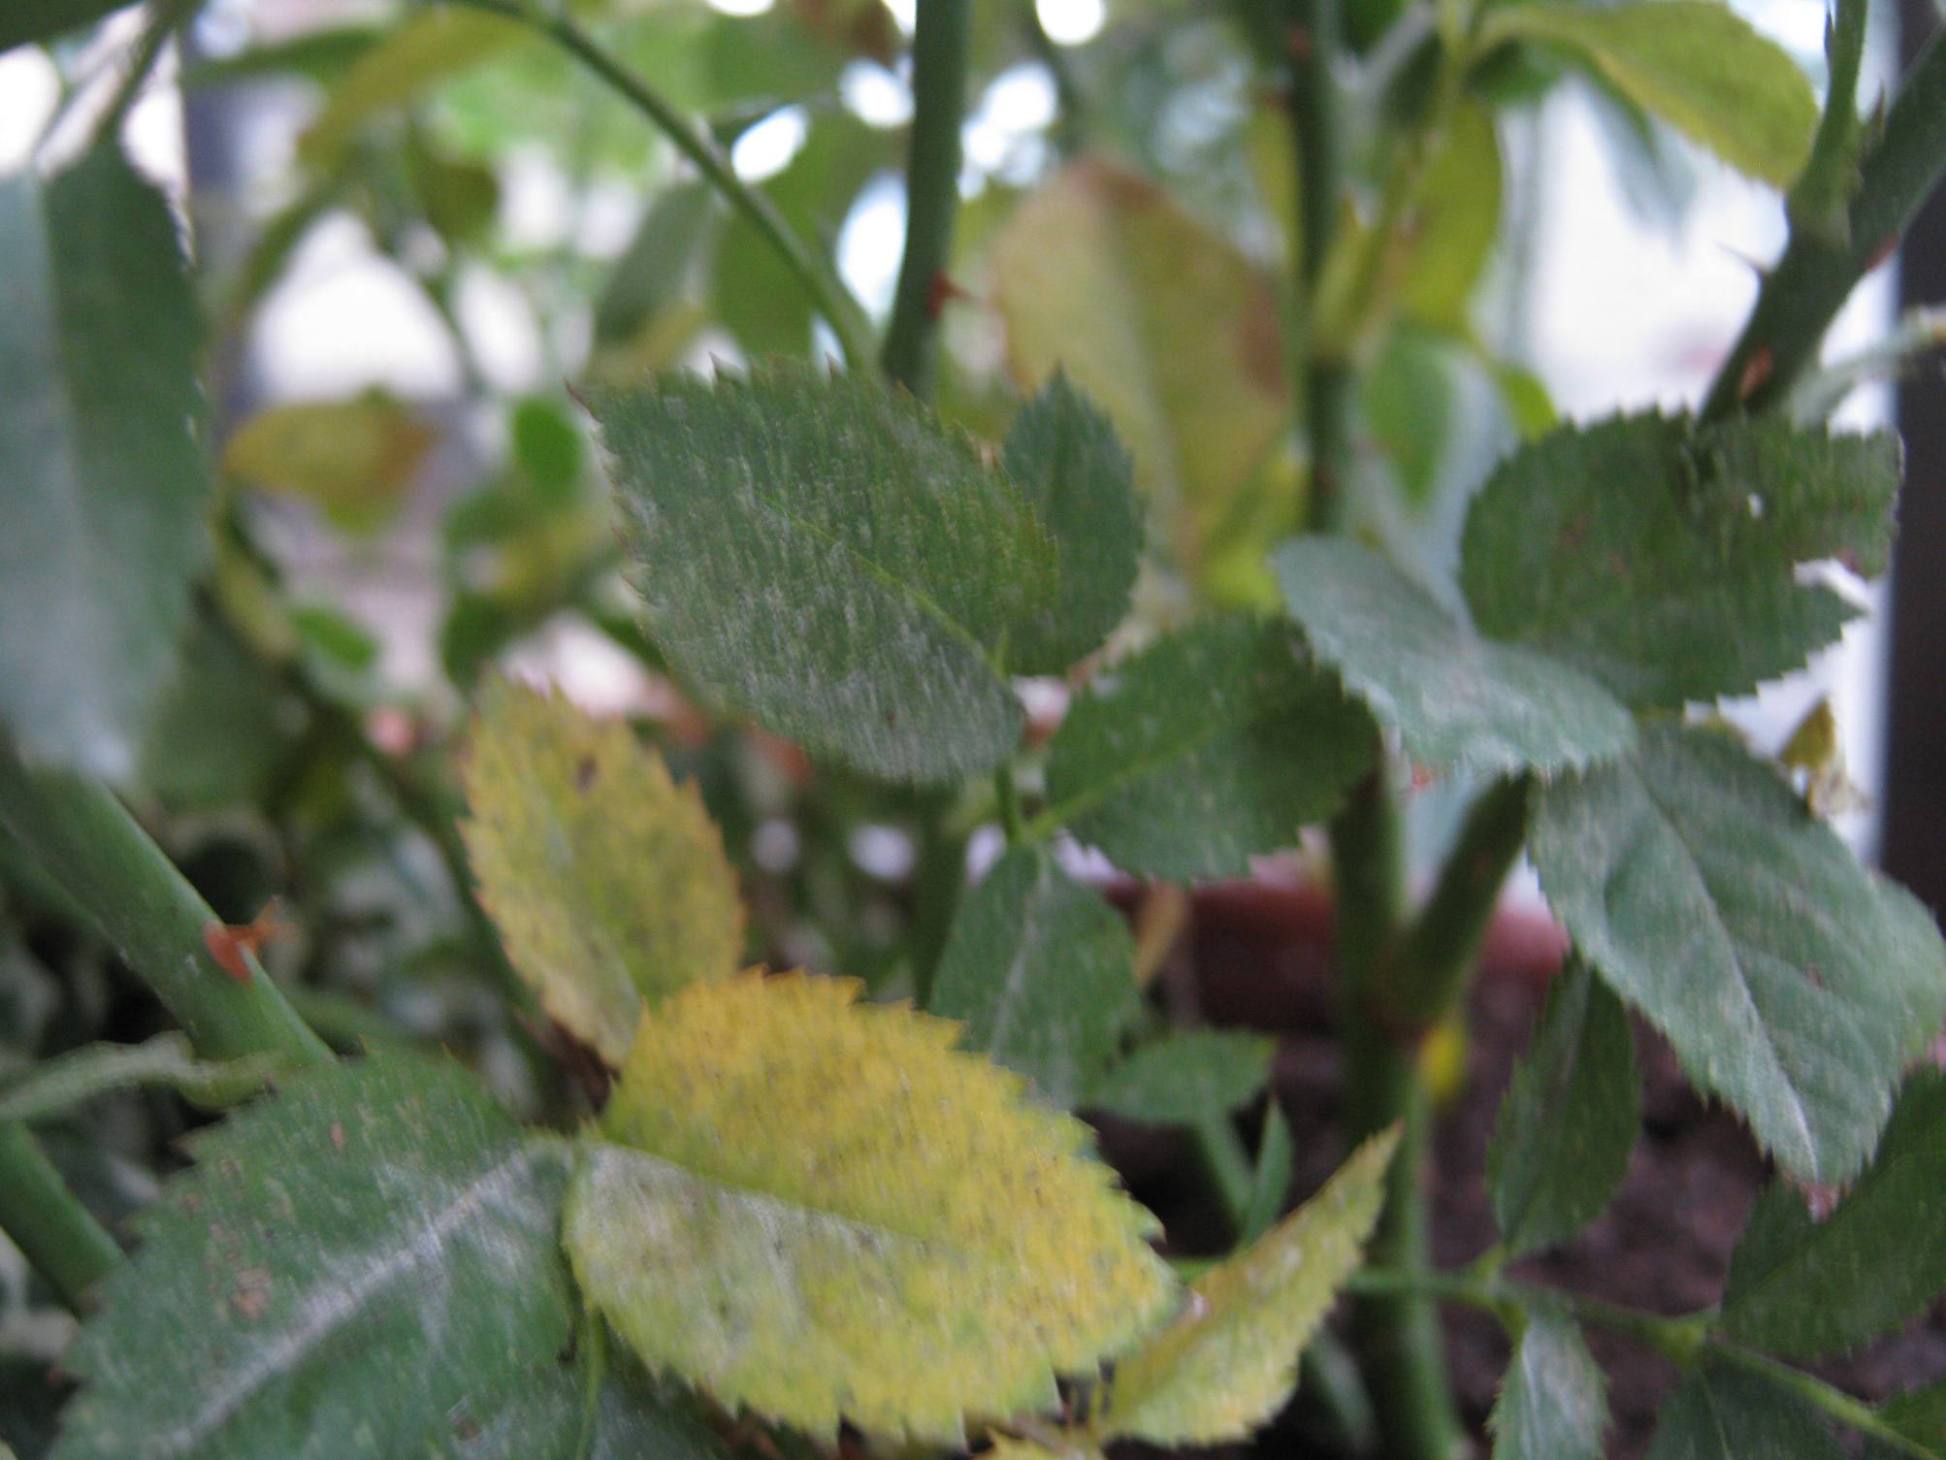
[459,686,742,1064]
[565,973,1175,1444]
[223,394,434,533]
[990,158,1288,576]
[1099,1130,1398,1445]
[984,1436,1106,1460]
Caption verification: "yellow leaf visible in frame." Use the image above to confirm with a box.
[1100,1130,1399,1445]
[459,685,742,1064]
[983,1435,1106,1460]
[565,973,1176,1444]
[989,158,1289,577]
[222,394,433,533]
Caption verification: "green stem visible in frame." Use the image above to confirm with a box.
[994,760,1024,842]
[881,0,972,398]
[0,1033,289,1124]
[1701,22,1946,420]
[89,0,199,148]
[1020,0,1086,156]
[438,0,876,370]
[0,745,332,1070]
[1345,1268,1935,1460]
[1192,1113,1258,1230]
[0,1122,122,1313]
[1382,773,1531,1025]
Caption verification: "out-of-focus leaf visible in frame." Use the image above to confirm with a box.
[1274,539,1636,776]
[929,847,1139,1107]
[404,136,498,247]
[990,158,1288,576]
[223,394,433,534]
[1644,1364,1845,1459]
[1721,1070,1946,1358]
[181,26,384,89]
[1000,372,1142,674]
[1488,960,1638,1257]
[565,973,1175,1444]
[1362,330,1454,505]
[1087,1031,1277,1127]
[137,614,293,811]
[1400,101,1502,330]
[1099,1132,1396,1444]
[0,0,130,50]
[0,145,208,780]
[460,686,743,1065]
[594,182,718,350]
[1531,723,1946,1185]
[1479,2,1818,187]
[52,1056,582,1459]
[589,363,1054,785]
[1042,617,1374,879]
[1488,1314,1607,1460]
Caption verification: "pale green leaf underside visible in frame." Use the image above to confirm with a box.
[1645,1364,1846,1459]
[568,975,1174,1445]
[1487,959,1639,1257]
[55,1056,578,1459]
[1101,1131,1397,1445]
[1274,539,1635,776]
[1461,414,1900,709]
[1488,1315,1608,1460]
[1479,2,1818,187]
[1721,1070,1946,1358]
[1043,616,1375,879]
[1086,1030,1277,1127]
[1531,723,1946,1184]
[0,145,209,779]
[929,847,1139,1108]
[591,364,1054,785]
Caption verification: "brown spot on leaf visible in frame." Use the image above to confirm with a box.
[575,755,597,792]
[230,1268,272,1321]
[329,1122,346,1152]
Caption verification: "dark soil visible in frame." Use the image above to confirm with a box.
[1091,877,1946,1458]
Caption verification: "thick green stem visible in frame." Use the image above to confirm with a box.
[0,1122,122,1313]
[1701,22,1946,420]
[439,0,876,369]
[1346,1268,1934,1460]
[881,0,971,398]
[0,746,332,1070]
[1383,773,1531,1024]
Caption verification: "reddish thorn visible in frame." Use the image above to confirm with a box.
[1866,232,1900,272]
[1288,25,1313,60]
[925,270,968,320]
[1738,346,1775,402]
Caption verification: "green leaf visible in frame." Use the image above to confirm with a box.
[137,612,292,810]
[1000,373,1143,675]
[1487,959,1639,1257]
[223,394,433,534]
[1644,1364,1845,1460]
[460,685,744,1065]
[1488,1314,1607,1460]
[1041,617,1374,879]
[1720,1070,1946,1358]
[594,181,717,350]
[0,0,129,49]
[1399,101,1503,330]
[589,364,1054,785]
[1087,1030,1277,1127]
[1875,1384,1946,1458]
[54,1055,579,1459]
[990,158,1288,575]
[0,145,209,781]
[565,973,1174,1445]
[1274,539,1636,775]
[1099,1131,1397,1445]
[1461,414,1901,708]
[1530,723,1946,1184]
[928,848,1140,1108]
[455,1351,729,1460]
[1478,2,1818,187]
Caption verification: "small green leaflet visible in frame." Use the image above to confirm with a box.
[1488,1314,1607,1460]
[590,364,1054,785]
[1099,1131,1397,1445]
[1530,723,1946,1185]
[53,1056,586,1459]
[1000,372,1143,675]
[0,145,210,780]
[1487,959,1639,1257]
[929,847,1140,1108]
[1720,1070,1946,1359]
[1477,2,1818,187]
[1042,617,1374,879]
[1644,1364,1845,1460]
[1274,539,1635,776]
[1087,1030,1277,1127]
[1461,414,1901,709]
